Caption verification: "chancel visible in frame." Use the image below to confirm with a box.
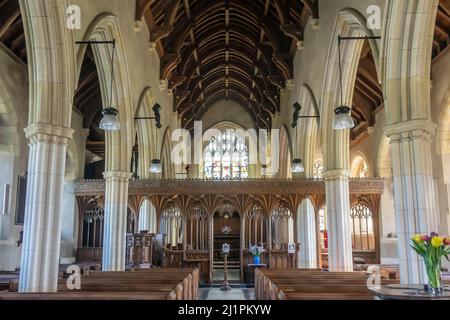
[0,0,450,303]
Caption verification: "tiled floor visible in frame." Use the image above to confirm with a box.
[199,287,254,300]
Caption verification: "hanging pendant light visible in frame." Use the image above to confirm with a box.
[99,107,120,131]
[149,159,162,173]
[291,159,305,173]
[333,106,355,130]
[333,36,355,131]
[100,39,121,131]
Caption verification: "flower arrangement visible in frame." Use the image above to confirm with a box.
[249,244,266,257]
[249,244,266,266]
[411,232,450,294]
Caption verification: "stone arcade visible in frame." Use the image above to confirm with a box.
[0,0,449,301]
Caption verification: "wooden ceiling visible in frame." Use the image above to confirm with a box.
[0,0,449,153]
[0,0,26,63]
[73,45,105,158]
[350,0,450,145]
[433,0,450,60]
[138,0,319,130]
[350,41,383,145]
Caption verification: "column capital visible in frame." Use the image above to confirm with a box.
[323,169,350,180]
[384,119,437,142]
[24,123,74,143]
[103,171,132,181]
[310,19,320,31]
[134,20,143,33]
[285,79,295,90]
[159,79,168,91]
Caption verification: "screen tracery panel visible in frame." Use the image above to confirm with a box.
[160,204,183,248]
[244,203,266,249]
[186,203,209,251]
[350,204,375,251]
[82,204,104,248]
[271,204,294,249]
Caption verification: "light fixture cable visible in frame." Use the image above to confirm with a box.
[109,39,116,110]
[338,36,344,107]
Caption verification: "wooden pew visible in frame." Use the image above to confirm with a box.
[256,270,400,300]
[255,269,400,300]
[358,264,400,279]
[0,274,19,292]
[77,268,199,300]
[256,271,390,298]
[0,291,176,300]
[2,268,199,301]
[58,268,199,300]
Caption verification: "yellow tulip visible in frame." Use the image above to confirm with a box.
[412,235,422,243]
[431,236,444,248]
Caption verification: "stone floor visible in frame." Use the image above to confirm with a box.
[2,271,255,300]
[199,287,254,300]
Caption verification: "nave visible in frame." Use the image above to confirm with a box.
[1,0,450,302]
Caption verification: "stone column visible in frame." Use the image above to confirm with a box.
[297,199,318,269]
[385,120,438,284]
[102,171,131,271]
[443,153,450,236]
[324,169,353,272]
[19,124,74,292]
[138,199,153,232]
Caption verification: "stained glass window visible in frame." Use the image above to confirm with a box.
[204,132,249,179]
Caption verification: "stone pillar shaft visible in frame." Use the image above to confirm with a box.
[324,170,353,272]
[385,120,438,284]
[138,200,151,232]
[19,124,73,292]
[297,200,318,269]
[102,171,131,272]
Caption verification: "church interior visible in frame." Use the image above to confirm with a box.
[0,0,450,301]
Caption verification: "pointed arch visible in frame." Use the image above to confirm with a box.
[321,9,380,171]
[77,14,135,172]
[278,126,292,179]
[160,126,175,179]
[135,86,160,178]
[319,9,381,273]
[350,151,370,178]
[381,0,438,124]
[294,84,320,178]
[19,0,77,128]
[380,0,440,285]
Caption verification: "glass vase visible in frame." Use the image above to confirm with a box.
[253,255,261,265]
[425,259,443,295]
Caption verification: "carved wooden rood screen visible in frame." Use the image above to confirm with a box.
[74,179,384,283]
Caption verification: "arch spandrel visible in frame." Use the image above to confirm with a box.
[20,0,77,128]
[78,14,135,172]
[321,9,380,170]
